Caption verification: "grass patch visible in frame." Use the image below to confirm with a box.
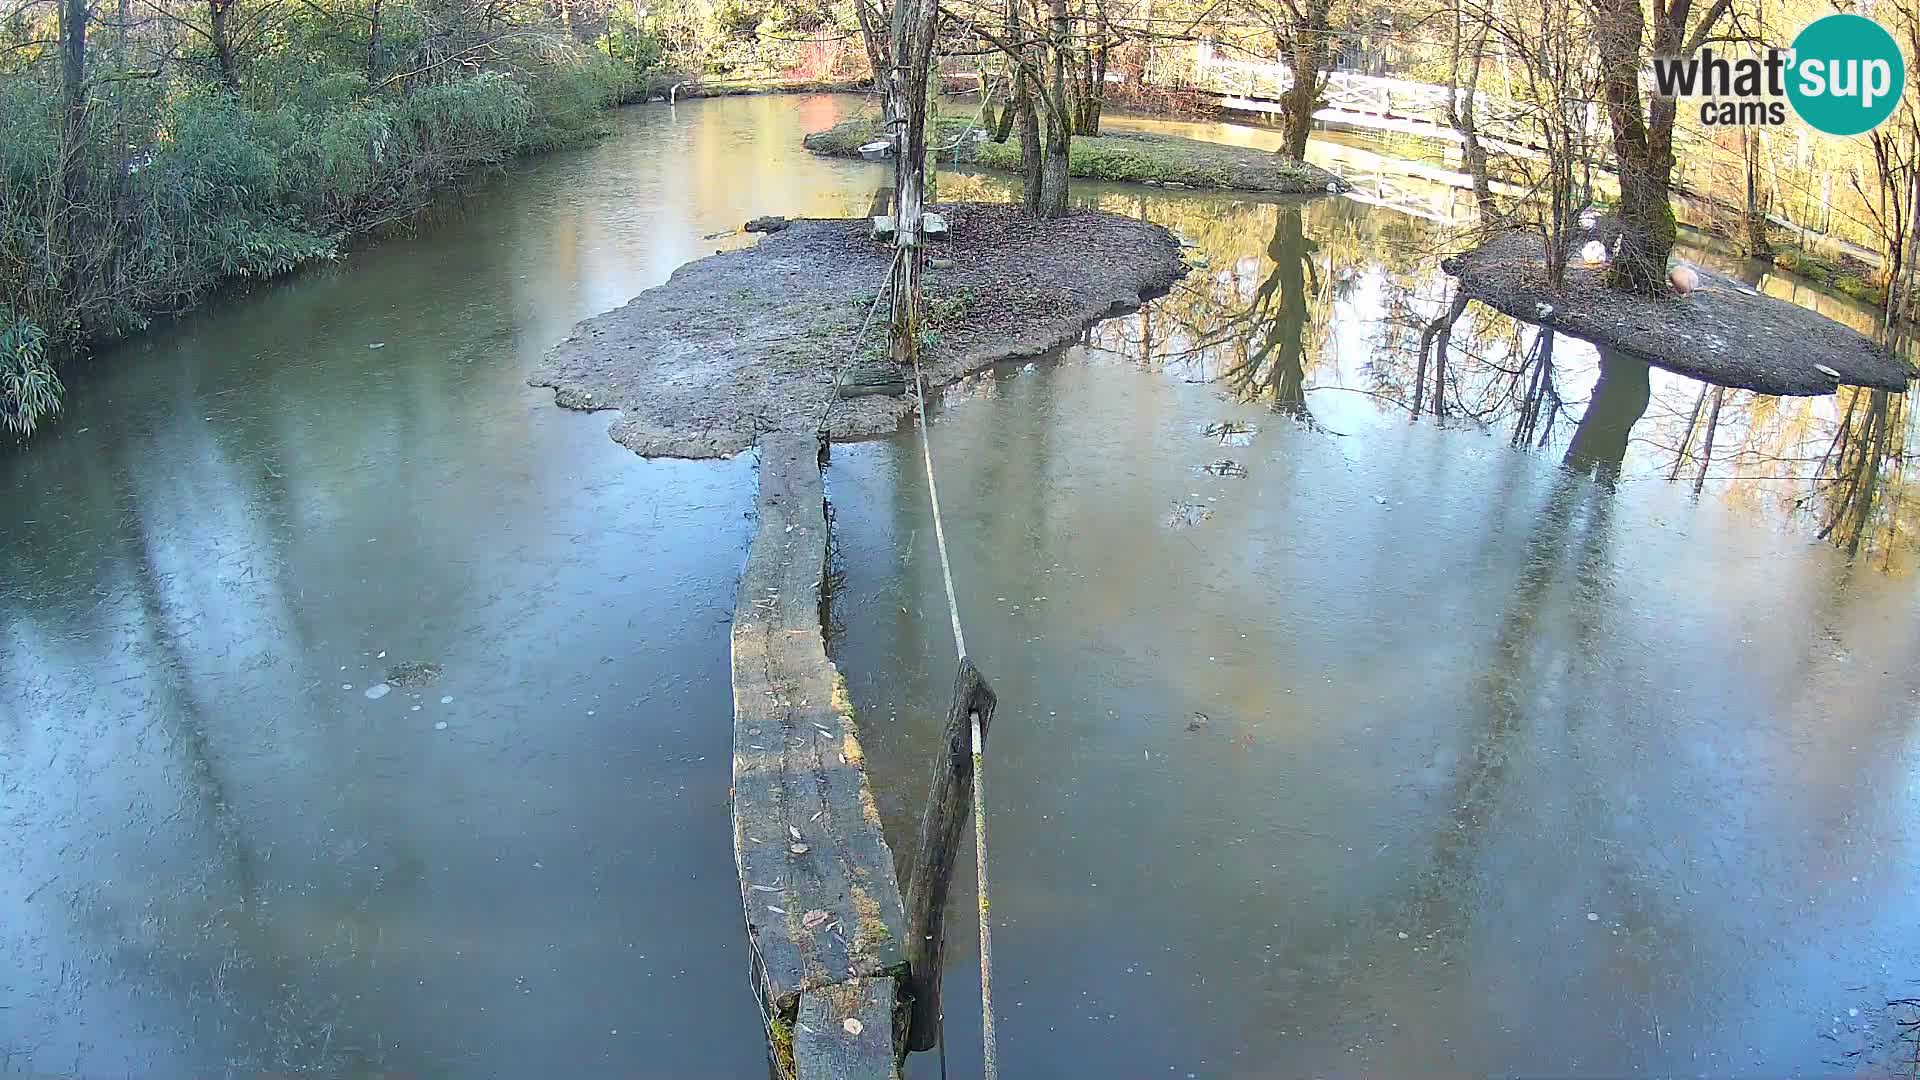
[1770,241,1887,308]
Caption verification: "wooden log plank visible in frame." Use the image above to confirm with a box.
[795,978,901,1080]
[732,432,910,1076]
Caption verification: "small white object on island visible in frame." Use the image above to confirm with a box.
[1578,239,1609,265]
[1669,263,1701,295]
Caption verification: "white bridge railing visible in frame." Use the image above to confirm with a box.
[1191,42,1603,150]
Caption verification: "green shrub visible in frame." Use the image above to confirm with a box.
[0,311,60,438]
[0,15,659,438]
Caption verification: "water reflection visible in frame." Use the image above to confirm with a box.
[1212,203,1324,422]
[0,94,856,1078]
[1016,169,1918,568]
[831,351,1920,1079]
[1562,349,1651,485]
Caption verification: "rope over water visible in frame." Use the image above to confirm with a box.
[907,339,997,1080]
[815,254,998,1079]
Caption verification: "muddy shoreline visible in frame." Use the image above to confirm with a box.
[533,203,1188,458]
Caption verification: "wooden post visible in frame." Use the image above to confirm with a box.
[886,0,938,366]
[903,657,997,1053]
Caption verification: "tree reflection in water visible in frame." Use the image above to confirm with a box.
[1045,175,1917,569]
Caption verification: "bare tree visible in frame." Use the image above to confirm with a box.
[58,0,87,288]
[1494,0,1601,283]
[1586,0,1731,293]
[1854,0,1920,323]
[1245,0,1334,160]
[886,0,937,363]
[952,0,1073,214]
[1443,0,1495,220]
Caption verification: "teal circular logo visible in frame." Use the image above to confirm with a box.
[1787,14,1905,136]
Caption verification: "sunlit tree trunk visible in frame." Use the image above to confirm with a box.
[1277,0,1331,160]
[1590,0,1729,294]
[886,0,937,364]
[1444,0,1494,220]
[1033,0,1070,217]
[1738,128,1771,256]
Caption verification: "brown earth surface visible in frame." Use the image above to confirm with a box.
[532,203,1188,458]
[1443,229,1912,396]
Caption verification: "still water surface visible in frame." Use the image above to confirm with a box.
[3,92,1917,1077]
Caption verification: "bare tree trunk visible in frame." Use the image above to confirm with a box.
[1444,0,1495,221]
[1016,73,1042,211]
[1277,0,1332,160]
[1071,0,1109,135]
[989,0,1018,142]
[368,0,383,78]
[58,0,88,297]
[1005,0,1045,211]
[886,0,938,365]
[1739,127,1770,256]
[1033,0,1071,217]
[1894,161,1920,325]
[992,79,1017,141]
[885,0,911,129]
[851,0,892,110]
[207,0,237,87]
[1589,0,1713,295]
[1081,41,1106,134]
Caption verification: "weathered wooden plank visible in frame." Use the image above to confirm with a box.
[903,658,997,1052]
[795,978,901,1080]
[732,432,909,1077]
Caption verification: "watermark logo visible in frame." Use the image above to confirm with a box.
[1650,13,1906,135]
[1787,14,1903,135]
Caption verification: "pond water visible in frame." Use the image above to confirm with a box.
[3,92,1917,1077]
[0,93,877,1077]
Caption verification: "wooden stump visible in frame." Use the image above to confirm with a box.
[902,657,998,1052]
